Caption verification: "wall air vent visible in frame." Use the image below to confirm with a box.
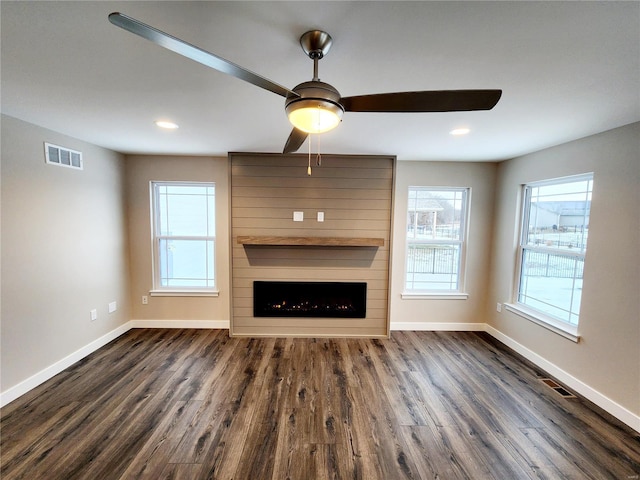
[44,142,83,170]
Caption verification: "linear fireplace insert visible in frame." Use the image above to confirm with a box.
[253,281,367,318]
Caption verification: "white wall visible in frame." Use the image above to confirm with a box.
[1,115,130,394]
[486,122,640,420]
[390,161,497,328]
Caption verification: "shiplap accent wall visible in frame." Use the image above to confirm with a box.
[230,153,395,337]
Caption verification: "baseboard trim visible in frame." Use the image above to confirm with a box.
[130,319,230,329]
[0,322,132,408]
[390,321,486,331]
[484,324,640,433]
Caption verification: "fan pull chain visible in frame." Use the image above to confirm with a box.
[316,131,322,166]
[307,135,312,176]
[307,105,324,176]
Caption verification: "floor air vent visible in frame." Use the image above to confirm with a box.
[45,142,83,170]
[540,378,576,398]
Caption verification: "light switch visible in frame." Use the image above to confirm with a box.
[293,211,304,222]
[317,212,324,222]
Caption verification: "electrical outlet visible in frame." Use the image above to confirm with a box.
[142,296,148,305]
[90,309,98,321]
[317,211,324,222]
[108,301,117,313]
[496,303,502,313]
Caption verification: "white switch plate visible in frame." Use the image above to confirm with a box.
[108,301,117,313]
[293,211,304,222]
[317,211,324,222]
[90,309,97,321]
[496,302,502,312]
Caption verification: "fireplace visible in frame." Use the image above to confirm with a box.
[253,281,367,318]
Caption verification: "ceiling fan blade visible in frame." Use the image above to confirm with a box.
[341,90,502,113]
[108,12,297,99]
[283,127,309,154]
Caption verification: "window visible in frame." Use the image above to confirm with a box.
[151,182,216,293]
[515,173,593,328]
[404,187,469,295]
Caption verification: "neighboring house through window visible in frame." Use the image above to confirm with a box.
[510,173,593,338]
[151,181,216,294]
[404,187,469,297]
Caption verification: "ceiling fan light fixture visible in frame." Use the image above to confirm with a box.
[286,99,343,134]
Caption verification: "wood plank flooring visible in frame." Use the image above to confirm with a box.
[1,329,639,479]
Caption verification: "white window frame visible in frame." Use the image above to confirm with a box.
[402,187,470,299]
[506,173,593,341]
[150,181,218,297]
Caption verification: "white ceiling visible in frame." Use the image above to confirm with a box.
[2,1,638,161]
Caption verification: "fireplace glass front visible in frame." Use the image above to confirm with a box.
[253,281,367,318]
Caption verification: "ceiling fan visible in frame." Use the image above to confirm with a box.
[108,13,502,154]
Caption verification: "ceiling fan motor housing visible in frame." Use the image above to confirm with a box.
[285,81,345,131]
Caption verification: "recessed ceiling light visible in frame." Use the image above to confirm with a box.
[155,120,179,129]
[450,127,470,136]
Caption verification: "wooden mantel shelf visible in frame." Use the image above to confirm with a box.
[237,236,384,247]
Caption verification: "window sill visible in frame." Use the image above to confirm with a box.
[503,303,580,343]
[401,292,469,300]
[150,290,219,297]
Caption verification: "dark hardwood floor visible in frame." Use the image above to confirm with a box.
[1,329,639,479]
